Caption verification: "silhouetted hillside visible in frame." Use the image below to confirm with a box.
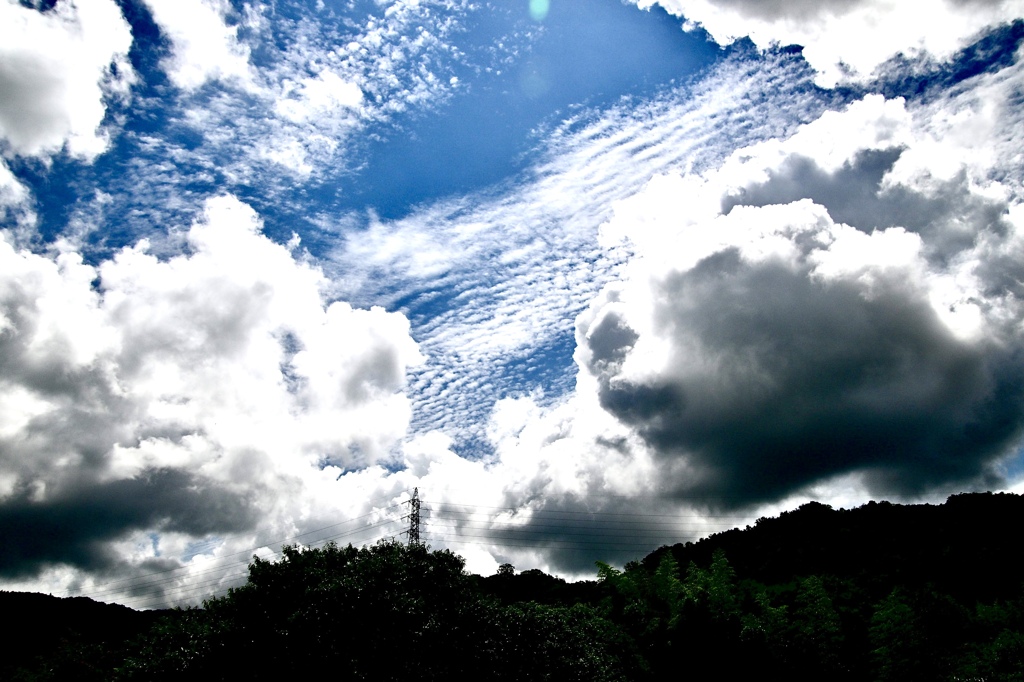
[2,492,1022,680]
[618,492,1024,680]
[646,492,1024,603]
[474,565,604,607]
[0,591,164,680]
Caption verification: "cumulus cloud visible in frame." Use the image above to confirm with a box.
[0,0,134,158]
[275,70,363,122]
[0,196,421,584]
[634,0,1024,86]
[141,0,254,90]
[579,93,1024,509]
[0,159,34,232]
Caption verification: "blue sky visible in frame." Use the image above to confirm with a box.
[3,0,1024,608]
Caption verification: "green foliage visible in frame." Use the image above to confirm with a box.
[869,585,974,681]
[0,591,159,682]
[790,575,845,677]
[117,607,223,679]
[682,548,739,621]
[870,587,920,681]
[491,601,639,681]
[964,593,1024,681]
[120,540,633,681]
[740,587,789,651]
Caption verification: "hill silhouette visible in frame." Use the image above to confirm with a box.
[647,492,1023,603]
[1,492,1021,680]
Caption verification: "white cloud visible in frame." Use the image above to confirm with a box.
[260,70,362,175]
[579,84,1024,508]
[634,0,1024,86]
[902,47,1024,196]
[0,195,421,602]
[142,0,254,91]
[7,2,1024,600]
[0,158,35,234]
[275,70,363,122]
[392,32,1024,575]
[0,0,134,159]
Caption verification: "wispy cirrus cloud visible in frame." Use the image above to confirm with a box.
[330,48,835,446]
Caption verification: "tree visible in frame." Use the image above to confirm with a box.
[122,540,634,681]
[870,585,971,682]
[790,575,845,678]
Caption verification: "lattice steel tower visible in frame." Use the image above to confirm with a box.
[403,487,421,546]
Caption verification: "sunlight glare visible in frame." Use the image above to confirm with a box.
[529,0,550,21]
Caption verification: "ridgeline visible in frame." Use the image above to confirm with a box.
[3,492,1022,680]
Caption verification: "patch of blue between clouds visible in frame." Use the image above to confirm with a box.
[847,19,1024,101]
[9,0,171,253]
[1004,450,1024,483]
[12,5,1024,265]
[406,326,581,461]
[181,536,225,563]
[340,0,721,220]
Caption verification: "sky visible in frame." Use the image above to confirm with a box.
[2,0,1024,609]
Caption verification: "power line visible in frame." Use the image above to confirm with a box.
[426,511,741,532]
[118,521,408,611]
[72,499,410,608]
[423,500,753,520]
[68,490,750,610]
[113,519,407,611]
[97,515,406,609]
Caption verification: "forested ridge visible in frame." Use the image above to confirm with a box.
[3,492,1022,680]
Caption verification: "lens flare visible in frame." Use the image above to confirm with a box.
[529,0,550,21]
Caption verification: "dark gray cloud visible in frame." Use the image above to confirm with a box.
[446,488,714,574]
[722,147,1014,266]
[686,0,1009,24]
[0,468,258,578]
[585,309,640,371]
[518,494,695,572]
[587,247,1024,509]
[703,0,862,22]
[0,195,423,599]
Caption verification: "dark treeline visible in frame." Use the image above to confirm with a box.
[0,591,164,680]
[3,492,1023,680]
